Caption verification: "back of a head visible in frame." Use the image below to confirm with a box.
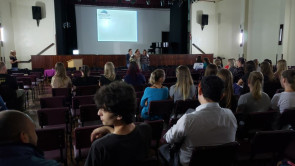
[55,62,66,78]
[244,61,256,74]
[201,76,224,102]
[228,59,235,68]
[249,71,263,100]
[196,56,203,63]
[204,64,218,76]
[176,65,193,100]
[277,60,287,72]
[264,59,272,66]
[94,81,136,124]
[238,57,245,65]
[104,62,116,81]
[149,69,165,85]
[0,110,30,144]
[127,61,139,76]
[282,70,295,91]
[260,61,274,80]
[204,57,210,64]
[217,69,233,108]
[81,65,90,77]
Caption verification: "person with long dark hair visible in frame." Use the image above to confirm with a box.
[123,61,146,86]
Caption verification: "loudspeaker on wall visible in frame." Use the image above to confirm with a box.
[32,6,42,20]
[202,14,208,25]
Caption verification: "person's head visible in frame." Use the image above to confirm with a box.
[81,65,90,77]
[135,49,140,57]
[55,62,67,78]
[0,62,7,74]
[104,62,116,81]
[248,71,264,100]
[228,59,235,68]
[0,110,37,146]
[281,70,295,91]
[260,61,274,80]
[237,57,245,67]
[143,49,147,55]
[244,61,256,74]
[264,59,272,66]
[149,69,165,85]
[10,50,16,57]
[204,64,218,76]
[217,69,233,108]
[199,76,224,103]
[204,57,210,64]
[214,59,221,67]
[217,56,223,66]
[127,61,140,80]
[175,65,194,100]
[128,49,132,55]
[94,81,136,125]
[253,59,259,70]
[276,59,287,73]
[196,56,203,63]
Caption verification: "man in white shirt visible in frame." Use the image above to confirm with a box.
[163,76,237,166]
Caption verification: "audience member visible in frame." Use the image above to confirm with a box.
[141,69,168,120]
[0,62,25,111]
[214,59,222,70]
[238,60,256,95]
[126,49,132,68]
[140,49,150,71]
[261,61,279,98]
[204,64,218,76]
[51,62,72,88]
[124,61,146,87]
[0,96,8,111]
[271,70,295,113]
[169,65,196,102]
[228,59,236,73]
[72,65,98,87]
[99,62,121,86]
[193,56,204,70]
[203,57,210,69]
[253,59,261,72]
[233,57,245,83]
[216,56,224,67]
[217,69,237,112]
[85,82,152,166]
[161,76,237,166]
[0,110,60,166]
[261,61,274,82]
[274,59,287,81]
[237,72,271,113]
[130,49,141,70]
[9,50,19,71]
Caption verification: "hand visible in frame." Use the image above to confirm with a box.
[237,79,243,86]
[145,100,148,106]
[90,126,114,142]
[16,60,20,62]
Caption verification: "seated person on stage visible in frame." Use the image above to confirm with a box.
[237,72,271,113]
[140,69,168,120]
[193,56,204,70]
[99,62,121,86]
[72,65,97,87]
[85,82,152,166]
[0,110,59,166]
[51,62,72,88]
[169,65,196,102]
[160,76,237,166]
[124,61,146,87]
[271,70,295,113]
[0,62,25,111]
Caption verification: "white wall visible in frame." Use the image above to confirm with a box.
[191,2,217,55]
[0,0,56,69]
[286,0,295,65]
[75,5,170,54]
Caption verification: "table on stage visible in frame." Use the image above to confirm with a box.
[44,69,55,77]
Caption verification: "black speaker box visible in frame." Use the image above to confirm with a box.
[32,6,42,20]
[202,14,208,25]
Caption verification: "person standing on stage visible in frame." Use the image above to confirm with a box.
[126,49,132,68]
[9,50,20,71]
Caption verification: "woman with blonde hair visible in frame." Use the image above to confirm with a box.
[271,70,295,113]
[237,71,270,113]
[274,59,287,80]
[140,69,168,120]
[99,62,120,86]
[217,69,237,112]
[51,62,72,88]
[169,65,196,102]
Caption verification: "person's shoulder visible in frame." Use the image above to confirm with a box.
[30,156,61,166]
[92,133,114,148]
[137,123,152,134]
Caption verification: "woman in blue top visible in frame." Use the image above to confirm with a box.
[141,69,168,120]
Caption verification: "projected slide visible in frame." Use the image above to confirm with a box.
[97,9,137,42]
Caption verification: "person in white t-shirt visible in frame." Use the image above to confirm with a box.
[271,70,295,113]
[193,56,204,70]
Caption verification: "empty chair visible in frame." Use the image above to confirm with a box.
[147,100,174,123]
[36,127,67,165]
[40,96,66,109]
[279,109,295,129]
[73,125,102,163]
[37,107,70,132]
[79,104,101,126]
[52,88,72,105]
[189,142,240,166]
[74,85,98,96]
[71,95,95,117]
[250,130,295,164]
